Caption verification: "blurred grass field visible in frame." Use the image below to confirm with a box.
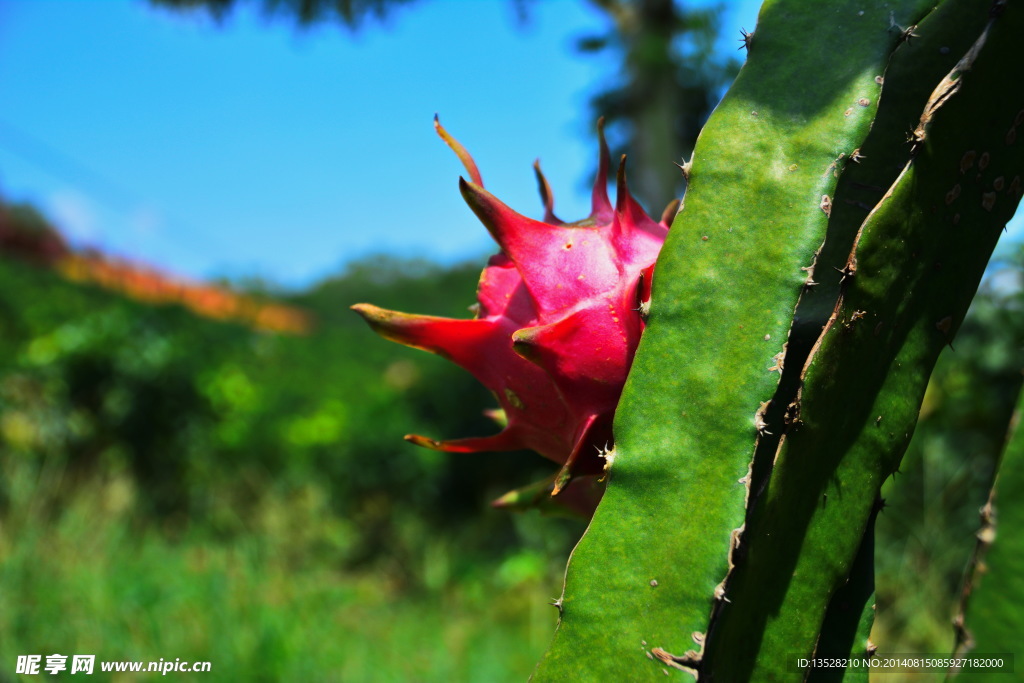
[0,235,584,682]
[0,465,565,682]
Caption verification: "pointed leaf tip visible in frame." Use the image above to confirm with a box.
[491,476,552,510]
[405,433,443,450]
[615,154,629,213]
[483,408,508,428]
[459,176,531,255]
[491,475,597,519]
[406,429,526,454]
[352,303,497,369]
[350,302,387,326]
[614,154,651,225]
[533,159,562,224]
[660,198,681,228]
[510,325,543,365]
[591,118,613,219]
[351,303,443,352]
[550,414,607,495]
[434,114,484,187]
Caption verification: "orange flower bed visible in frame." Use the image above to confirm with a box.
[56,253,312,335]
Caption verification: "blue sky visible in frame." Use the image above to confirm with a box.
[0,1,1016,288]
[0,0,764,286]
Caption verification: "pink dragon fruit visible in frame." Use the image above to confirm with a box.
[352,118,675,514]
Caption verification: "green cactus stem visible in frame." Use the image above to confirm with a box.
[533,1,940,679]
[807,503,879,683]
[701,2,1024,679]
[950,387,1024,680]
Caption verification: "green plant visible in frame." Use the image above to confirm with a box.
[532,0,1024,679]
[353,0,1024,679]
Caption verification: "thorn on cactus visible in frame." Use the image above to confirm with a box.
[834,263,857,283]
[888,12,919,45]
[738,27,753,51]
[755,401,772,436]
[636,299,651,321]
[784,400,802,428]
[352,117,673,515]
[820,195,832,217]
[673,158,692,181]
[651,648,696,672]
[598,445,616,480]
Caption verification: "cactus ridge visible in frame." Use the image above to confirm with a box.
[701,2,1024,679]
[952,490,996,661]
[953,375,1024,678]
[702,0,998,675]
[808,501,880,683]
[952,265,1024,674]
[533,1,940,679]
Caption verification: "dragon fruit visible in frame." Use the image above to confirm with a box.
[352,118,675,513]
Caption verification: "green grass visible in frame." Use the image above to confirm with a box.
[0,460,565,683]
[0,253,586,682]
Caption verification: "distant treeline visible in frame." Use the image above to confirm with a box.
[0,199,310,334]
[0,196,581,583]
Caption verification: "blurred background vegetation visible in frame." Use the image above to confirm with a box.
[0,200,586,680]
[0,1,1021,681]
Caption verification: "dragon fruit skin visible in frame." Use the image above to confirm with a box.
[352,119,674,505]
